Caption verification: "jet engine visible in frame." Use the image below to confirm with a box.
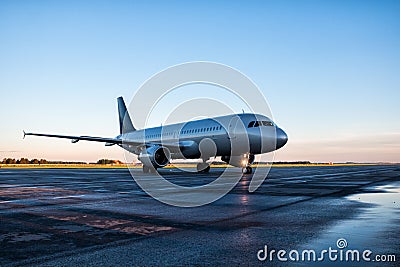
[139,145,171,168]
[221,154,255,167]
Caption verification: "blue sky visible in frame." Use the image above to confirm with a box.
[1,0,399,162]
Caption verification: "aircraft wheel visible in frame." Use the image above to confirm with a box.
[204,165,210,173]
[242,166,252,174]
[197,163,210,173]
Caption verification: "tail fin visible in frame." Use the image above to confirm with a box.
[117,97,136,134]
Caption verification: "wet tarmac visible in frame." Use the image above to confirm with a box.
[0,165,399,266]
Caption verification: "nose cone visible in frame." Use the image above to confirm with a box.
[276,128,288,149]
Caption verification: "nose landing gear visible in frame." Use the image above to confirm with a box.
[242,166,253,174]
[197,162,210,173]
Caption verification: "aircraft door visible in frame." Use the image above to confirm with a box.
[228,116,239,140]
[228,116,249,155]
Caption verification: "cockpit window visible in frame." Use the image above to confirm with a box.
[248,120,274,128]
[262,121,274,126]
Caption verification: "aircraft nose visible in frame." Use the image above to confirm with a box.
[276,127,288,149]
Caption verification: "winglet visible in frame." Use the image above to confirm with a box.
[117,97,136,134]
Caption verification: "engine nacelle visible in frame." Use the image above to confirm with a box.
[139,145,171,168]
[221,154,255,167]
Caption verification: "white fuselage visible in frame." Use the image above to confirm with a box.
[120,113,287,160]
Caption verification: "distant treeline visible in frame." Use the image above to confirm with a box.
[267,161,312,165]
[96,159,124,165]
[212,161,313,165]
[1,158,323,165]
[1,158,123,165]
[2,158,48,164]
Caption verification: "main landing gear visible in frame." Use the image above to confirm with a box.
[197,162,210,173]
[242,166,252,174]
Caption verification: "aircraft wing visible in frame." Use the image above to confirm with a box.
[23,131,127,145]
[23,131,195,149]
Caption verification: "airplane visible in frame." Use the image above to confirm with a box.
[24,97,288,174]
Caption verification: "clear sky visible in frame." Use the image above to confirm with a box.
[1,0,399,163]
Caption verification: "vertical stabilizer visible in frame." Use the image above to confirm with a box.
[117,97,136,134]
